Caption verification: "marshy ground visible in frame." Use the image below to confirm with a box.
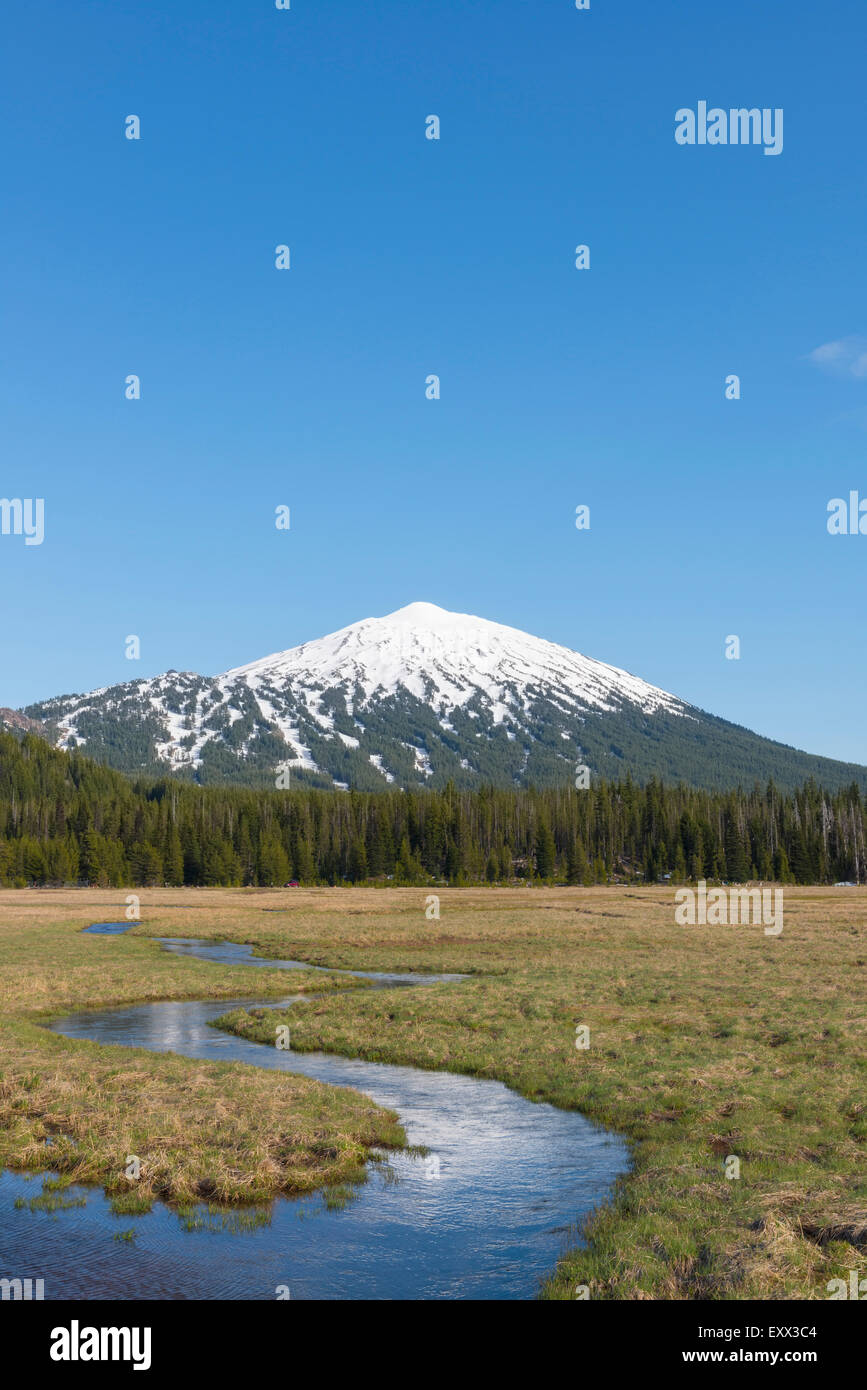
[1,884,865,1299]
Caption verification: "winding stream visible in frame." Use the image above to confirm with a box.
[0,926,628,1300]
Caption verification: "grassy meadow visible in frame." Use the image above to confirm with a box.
[0,884,865,1298]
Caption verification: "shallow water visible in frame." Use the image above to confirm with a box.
[0,926,628,1300]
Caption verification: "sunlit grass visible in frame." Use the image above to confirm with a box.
[1,884,865,1296]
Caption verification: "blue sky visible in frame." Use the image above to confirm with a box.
[2,0,866,763]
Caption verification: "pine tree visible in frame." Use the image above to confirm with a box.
[162,826,184,886]
[444,838,460,883]
[788,831,812,884]
[774,844,792,883]
[258,832,290,886]
[397,835,415,882]
[534,820,556,879]
[348,838,368,882]
[293,837,315,883]
[724,816,748,881]
[566,840,589,885]
[80,830,108,886]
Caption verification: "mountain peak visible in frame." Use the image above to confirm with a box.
[226,601,683,721]
[385,601,453,622]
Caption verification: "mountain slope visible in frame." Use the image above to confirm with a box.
[18,602,867,793]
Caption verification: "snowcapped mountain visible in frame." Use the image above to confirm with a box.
[16,603,867,792]
[227,602,686,722]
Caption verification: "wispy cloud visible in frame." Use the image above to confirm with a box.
[806,335,867,378]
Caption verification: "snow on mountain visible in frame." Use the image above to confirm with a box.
[21,603,693,787]
[21,602,862,793]
[226,602,686,721]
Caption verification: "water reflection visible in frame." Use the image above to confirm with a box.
[0,929,629,1300]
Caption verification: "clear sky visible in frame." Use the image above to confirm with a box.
[2,0,865,763]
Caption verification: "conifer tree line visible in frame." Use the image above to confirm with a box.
[1,733,865,887]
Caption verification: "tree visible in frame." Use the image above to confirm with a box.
[258,832,290,886]
[80,830,108,886]
[162,826,184,886]
[774,844,792,883]
[724,815,748,881]
[788,831,813,884]
[444,838,460,883]
[397,835,415,882]
[534,820,556,879]
[348,838,368,883]
[131,843,163,886]
[566,840,589,885]
[293,836,315,883]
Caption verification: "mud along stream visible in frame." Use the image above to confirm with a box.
[0,926,628,1300]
